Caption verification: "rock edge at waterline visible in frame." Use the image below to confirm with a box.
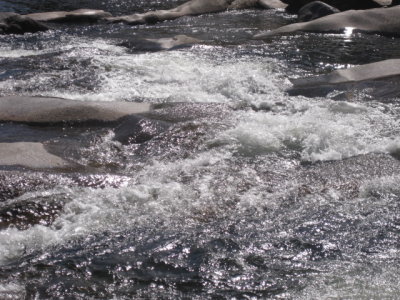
[254,5,400,38]
[0,96,151,124]
[291,59,400,87]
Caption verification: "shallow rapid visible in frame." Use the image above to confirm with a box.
[1,0,400,299]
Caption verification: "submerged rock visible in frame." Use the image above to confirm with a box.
[298,1,340,22]
[0,197,66,230]
[114,115,170,145]
[25,9,112,23]
[0,142,71,169]
[120,35,203,52]
[254,6,400,38]
[0,12,48,34]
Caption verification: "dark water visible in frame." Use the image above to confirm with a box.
[1,1,400,299]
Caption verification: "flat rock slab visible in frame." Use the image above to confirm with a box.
[107,0,232,25]
[291,59,400,87]
[254,6,400,38]
[0,96,151,124]
[288,59,400,98]
[26,9,112,23]
[107,0,276,25]
[0,142,71,169]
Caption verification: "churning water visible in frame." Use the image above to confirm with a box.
[0,0,400,299]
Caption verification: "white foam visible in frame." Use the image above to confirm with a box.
[51,45,286,103]
[0,48,48,58]
[214,99,400,161]
[0,150,231,264]
[359,175,400,198]
[297,261,400,300]
[0,37,286,104]
[0,282,25,299]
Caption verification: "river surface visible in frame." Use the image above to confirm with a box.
[1,1,400,299]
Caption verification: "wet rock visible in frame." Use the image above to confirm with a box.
[26,9,112,23]
[0,197,66,230]
[120,35,203,52]
[0,171,131,203]
[288,59,400,97]
[107,0,231,25]
[282,0,391,14]
[0,12,48,35]
[258,0,288,9]
[107,0,275,25]
[0,96,151,124]
[0,142,72,170]
[254,6,400,38]
[114,115,170,145]
[298,1,340,22]
[0,171,71,202]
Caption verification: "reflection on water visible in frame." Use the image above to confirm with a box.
[1,0,400,299]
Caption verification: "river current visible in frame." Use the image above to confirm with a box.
[1,0,400,299]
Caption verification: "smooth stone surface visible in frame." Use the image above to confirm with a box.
[298,1,340,22]
[0,12,48,34]
[26,9,112,23]
[290,59,400,88]
[0,142,70,169]
[107,0,233,25]
[120,35,202,52]
[254,6,400,38]
[0,96,151,123]
[107,0,274,25]
[258,0,288,9]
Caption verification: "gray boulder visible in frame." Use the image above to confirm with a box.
[282,0,391,13]
[107,0,234,25]
[288,59,400,97]
[298,1,340,22]
[25,9,112,23]
[0,12,48,34]
[254,6,400,38]
[107,0,279,25]
[291,59,400,87]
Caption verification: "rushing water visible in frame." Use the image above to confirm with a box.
[1,1,400,299]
